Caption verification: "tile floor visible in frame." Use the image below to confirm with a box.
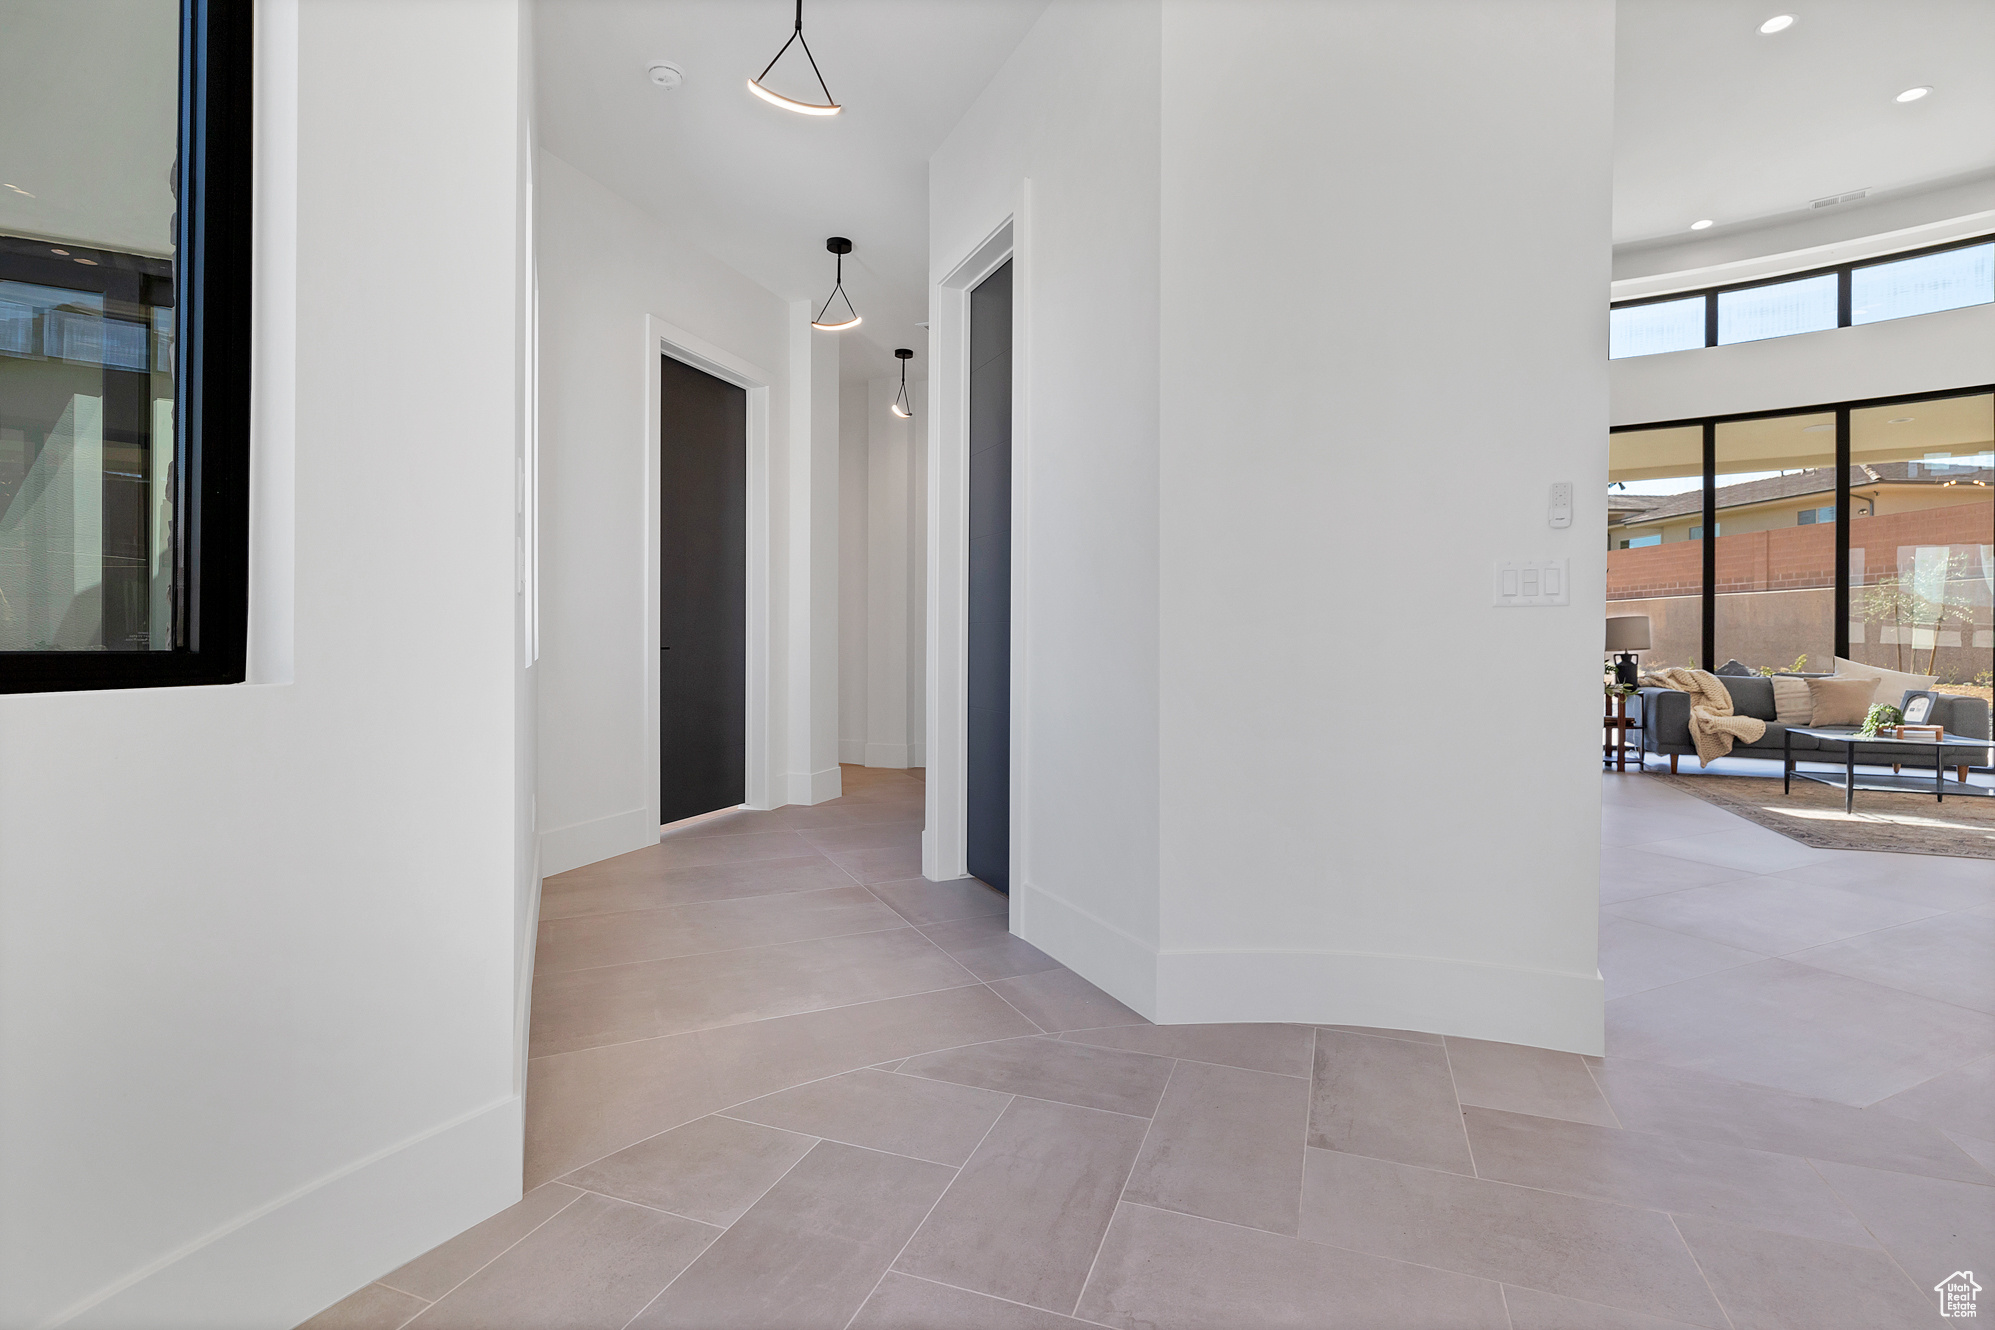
[303,764,1993,1329]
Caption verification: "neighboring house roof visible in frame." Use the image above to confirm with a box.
[1610,462,1994,528]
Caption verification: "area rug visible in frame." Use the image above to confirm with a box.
[1649,772,1995,858]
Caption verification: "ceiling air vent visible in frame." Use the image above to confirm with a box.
[1811,188,1870,209]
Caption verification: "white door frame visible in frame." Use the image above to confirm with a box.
[924,186,1030,893]
[644,314,779,819]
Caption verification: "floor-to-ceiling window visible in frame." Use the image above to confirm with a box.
[1610,387,1994,701]
[1608,423,1705,669]
[1848,392,1995,692]
[1712,410,1838,675]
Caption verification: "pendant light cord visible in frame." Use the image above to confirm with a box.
[756,0,837,107]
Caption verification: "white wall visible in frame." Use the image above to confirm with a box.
[928,0,1611,1051]
[1612,300,1995,427]
[838,380,871,764]
[1154,0,1612,1050]
[929,0,1165,1004]
[839,375,929,770]
[0,2,533,1325]
[534,149,843,874]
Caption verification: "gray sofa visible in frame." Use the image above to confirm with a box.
[1636,676,1993,775]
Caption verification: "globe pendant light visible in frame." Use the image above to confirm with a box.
[812,237,861,331]
[892,348,914,419]
[749,0,841,116]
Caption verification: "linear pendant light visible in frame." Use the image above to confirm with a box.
[748,0,841,116]
[892,348,914,418]
[812,237,861,331]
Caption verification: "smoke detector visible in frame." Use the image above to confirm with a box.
[647,61,685,90]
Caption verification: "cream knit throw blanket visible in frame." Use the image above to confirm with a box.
[1643,668,1767,766]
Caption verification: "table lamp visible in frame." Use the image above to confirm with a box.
[1606,615,1651,688]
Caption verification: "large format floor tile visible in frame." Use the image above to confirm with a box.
[851,1273,1088,1329]
[532,885,904,975]
[1059,1022,1313,1077]
[307,765,1995,1329]
[1598,914,1767,1000]
[405,1193,717,1330]
[630,1140,954,1330]
[1670,1215,1939,1330]
[1307,1029,1474,1174]
[723,1067,1011,1166]
[1606,877,1943,955]
[1297,1149,1728,1327]
[1121,1059,1309,1234]
[900,1036,1173,1117]
[1785,909,1995,1014]
[1461,1106,1877,1246]
[1810,1158,1995,1312]
[1076,1202,1509,1329]
[1592,1056,1992,1184]
[1607,957,1995,1105]
[1443,1036,1619,1126]
[529,925,976,1054]
[894,1096,1149,1313]
[561,1114,815,1226]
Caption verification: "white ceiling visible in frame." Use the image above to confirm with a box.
[534,0,1050,383]
[1615,0,1995,246]
[535,0,1995,361]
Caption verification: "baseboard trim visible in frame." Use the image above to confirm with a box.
[1155,948,1605,1055]
[863,743,910,769]
[538,807,654,877]
[837,740,866,765]
[787,766,843,806]
[1013,881,1160,1018]
[907,743,925,767]
[56,1096,522,1330]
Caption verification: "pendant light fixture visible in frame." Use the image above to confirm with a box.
[892,348,914,419]
[811,237,860,331]
[748,0,841,116]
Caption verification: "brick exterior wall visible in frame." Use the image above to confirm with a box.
[1610,502,1993,600]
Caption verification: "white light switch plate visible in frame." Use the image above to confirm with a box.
[1494,557,1570,607]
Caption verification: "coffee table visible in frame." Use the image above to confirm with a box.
[1784,726,1995,812]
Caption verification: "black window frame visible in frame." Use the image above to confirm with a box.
[1609,232,1995,357]
[1610,383,1995,672]
[0,0,253,694]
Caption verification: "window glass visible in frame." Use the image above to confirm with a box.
[1709,413,1837,674]
[1848,394,1994,701]
[1609,296,1704,360]
[1608,425,1703,670]
[1851,244,1995,325]
[1,1,179,652]
[1716,274,1838,346]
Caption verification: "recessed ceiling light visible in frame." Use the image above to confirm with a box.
[74,258,98,266]
[1887,417,1914,423]
[1758,14,1796,33]
[1690,219,1714,230]
[1896,86,1932,102]
[49,247,68,255]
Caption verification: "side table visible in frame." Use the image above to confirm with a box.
[1603,691,1641,772]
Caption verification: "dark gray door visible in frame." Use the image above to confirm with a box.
[659,355,747,825]
[966,261,1013,891]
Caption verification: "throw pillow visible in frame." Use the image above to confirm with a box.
[1806,676,1880,727]
[1832,656,1939,712]
[1715,659,1754,677]
[1771,676,1813,723]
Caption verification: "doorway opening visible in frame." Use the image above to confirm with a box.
[966,259,1014,890]
[659,354,748,824]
